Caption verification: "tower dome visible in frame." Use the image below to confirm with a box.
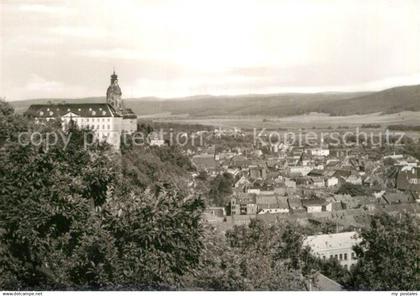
[106,70,122,112]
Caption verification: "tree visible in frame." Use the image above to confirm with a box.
[188,220,306,290]
[0,100,30,146]
[336,183,371,197]
[0,116,205,289]
[0,99,14,117]
[348,213,420,290]
[121,145,192,194]
[208,172,234,206]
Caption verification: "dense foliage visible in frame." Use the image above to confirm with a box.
[336,183,372,197]
[208,172,234,207]
[189,220,306,290]
[0,104,204,289]
[348,213,420,290]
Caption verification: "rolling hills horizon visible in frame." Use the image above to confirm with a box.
[7,83,420,118]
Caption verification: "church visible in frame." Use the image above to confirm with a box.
[25,71,137,148]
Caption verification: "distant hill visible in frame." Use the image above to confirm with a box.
[124,92,367,117]
[315,84,420,116]
[9,84,420,117]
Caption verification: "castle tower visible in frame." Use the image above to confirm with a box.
[106,70,123,112]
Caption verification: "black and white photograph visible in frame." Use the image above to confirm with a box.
[0,0,419,294]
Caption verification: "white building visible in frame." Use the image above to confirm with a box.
[256,195,289,214]
[308,148,330,157]
[25,71,137,148]
[303,231,362,270]
[346,175,363,185]
[302,199,325,213]
[326,176,339,187]
[289,166,313,176]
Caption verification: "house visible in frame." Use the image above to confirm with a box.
[25,71,137,149]
[289,166,313,176]
[334,194,379,210]
[323,201,333,212]
[148,133,166,147]
[235,176,251,189]
[230,193,257,216]
[363,175,385,188]
[287,197,305,213]
[382,192,413,205]
[333,194,361,210]
[230,155,250,168]
[227,168,241,178]
[217,151,236,160]
[308,148,330,157]
[326,176,339,187]
[256,194,289,214]
[302,198,326,213]
[309,272,344,291]
[284,178,297,188]
[333,169,352,179]
[384,153,404,160]
[345,175,363,185]
[303,231,362,270]
[396,166,420,192]
[204,207,226,217]
[326,158,341,167]
[249,165,267,180]
[192,154,218,173]
[308,169,324,177]
[311,177,325,188]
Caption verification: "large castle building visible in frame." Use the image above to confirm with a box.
[25,71,137,148]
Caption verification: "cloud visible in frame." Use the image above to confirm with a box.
[78,48,151,61]
[17,74,88,99]
[17,3,73,15]
[24,75,64,93]
[50,26,107,38]
[1,0,420,100]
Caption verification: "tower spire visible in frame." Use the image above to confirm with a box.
[110,69,118,84]
[107,69,122,112]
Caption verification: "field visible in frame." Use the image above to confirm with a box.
[145,111,420,130]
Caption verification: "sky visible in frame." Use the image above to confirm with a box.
[1,0,420,101]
